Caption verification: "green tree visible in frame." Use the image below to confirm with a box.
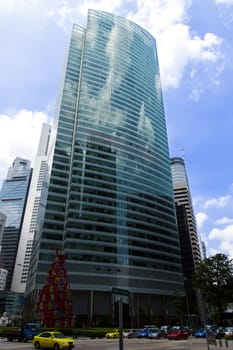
[193,253,233,324]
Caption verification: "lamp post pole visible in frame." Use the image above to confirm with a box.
[119,297,123,350]
[112,287,129,350]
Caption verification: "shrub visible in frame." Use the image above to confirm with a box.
[224,334,233,340]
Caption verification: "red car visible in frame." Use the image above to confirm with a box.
[167,328,190,340]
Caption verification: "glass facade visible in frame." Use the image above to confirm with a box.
[11,124,51,294]
[25,10,184,325]
[0,158,32,290]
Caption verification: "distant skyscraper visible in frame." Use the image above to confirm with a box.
[170,156,201,277]
[0,158,32,290]
[11,124,51,293]
[25,10,184,325]
[0,268,8,291]
[200,236,207,259]
[171,156,202,325]
[0,212,6,252]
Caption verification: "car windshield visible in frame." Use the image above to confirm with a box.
[53,333,66,338]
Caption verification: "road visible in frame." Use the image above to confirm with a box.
[0,337,227,350]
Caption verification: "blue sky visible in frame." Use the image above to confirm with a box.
[0,0,233,258]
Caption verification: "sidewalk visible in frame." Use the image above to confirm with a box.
[208,338,233,349]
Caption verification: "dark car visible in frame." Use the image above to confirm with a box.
[183,326,192,336]
[214,327,226,339]
[167,328,190,340]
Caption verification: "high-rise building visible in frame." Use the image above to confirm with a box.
[0,212,6,251]
[11,124,51,293]
[0,158,32,291]
[171,156,202,326]
[0,212,7,291]
[25,10,184,326]
[0,269,7,291]
[170,157,201,276]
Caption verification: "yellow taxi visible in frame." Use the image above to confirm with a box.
[32,331,75,350]
[105,329,120,338]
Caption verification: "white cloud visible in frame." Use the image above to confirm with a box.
[196,212,208,229]
[0,0,82,31]
[79,0,126,16]
[215,217,233,225]
[0,110,49,182]
[194,191,233,257]
[0,0,225,95]
[208,224,233,240]
[208,224,233,258]
[219,241,233,259]
[203,195,231,208]
[126,0,224,95]
[127,0,191,33]
[209,247,220,256]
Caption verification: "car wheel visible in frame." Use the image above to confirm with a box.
[54,343,60,350]
[34,342,40,349]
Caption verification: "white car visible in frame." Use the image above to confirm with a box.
[123,329,138,338]
[224,327,233,335]
[160,325,171,337]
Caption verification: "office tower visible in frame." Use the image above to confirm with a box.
[0,158,32,291]
[0,212,7,291]
[11,124,51,293]
[0,268,7,291]
[0,212,6,250]
[25,10,184,326]
[200,237,207,259]
[171,156,202,326]
[171,157,201,276]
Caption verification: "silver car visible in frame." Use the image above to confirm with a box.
[148,327,162,339]
[123,329,138,338]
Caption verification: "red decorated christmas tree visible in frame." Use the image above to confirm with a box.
[36,249,74,328]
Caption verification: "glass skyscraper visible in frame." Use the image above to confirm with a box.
[25,10,184,326]
[0,157,32,290]
[11,123,51,294]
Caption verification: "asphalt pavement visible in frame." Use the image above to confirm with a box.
[0,336,232,350]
